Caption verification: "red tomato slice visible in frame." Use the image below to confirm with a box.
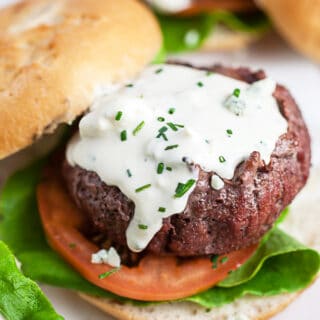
[176,0,256,16]
[37,169,257,301]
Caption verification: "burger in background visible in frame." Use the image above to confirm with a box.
[145,0,270,53]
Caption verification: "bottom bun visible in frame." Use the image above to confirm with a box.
[78,166,320,319]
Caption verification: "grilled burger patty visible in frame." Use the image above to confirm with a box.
[62,65,310,258]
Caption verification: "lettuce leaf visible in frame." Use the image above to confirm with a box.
[158,11,270,53]
[0,241,63,320]
[0,161,319,311]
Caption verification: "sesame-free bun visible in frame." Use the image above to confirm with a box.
[0,0,161,159]
[78,165,320,320]
[257,0,320,62]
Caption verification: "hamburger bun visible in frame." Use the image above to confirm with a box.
[256,0,320,62]
[79,164,320,319]
[0,0,161,160]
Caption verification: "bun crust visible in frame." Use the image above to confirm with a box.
[257,0,320,61]
[0,0,161,159]
[78,165,320,319]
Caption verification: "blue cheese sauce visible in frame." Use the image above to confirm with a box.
[67,64,287,252]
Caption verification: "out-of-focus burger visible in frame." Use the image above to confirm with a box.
[144,0,270,53]
[0,1,319,320]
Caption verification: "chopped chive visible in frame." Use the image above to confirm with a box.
[167,122,178,131]
[219,156,226,163]
[68,243,76,249]
[157,133,168,141]
[156,126,168,141]
[135,184,151,193]
[157,117,165,122]
[115,111,123,121]
[226,129,233,135]
[138,224,148,230]
[132,121,145,136]
[158,207,166,212]
[165,144,179,151]
[168,108,175,115]
[220,256,228,264]
[166,166,172,171]
[211,255,219,269]
[205,139,210,144]
[233,88,240,98]
[120,130,127,141]
[174,179,195,198]
[197,81,204,87]
[126,169,132,177]
[158,126,168,134]
[206,71,213,76]
[157,163,164,174]
[155,68,163,74]
[175,124,185,128]
[98,267,120,279]
[126,84,133,88]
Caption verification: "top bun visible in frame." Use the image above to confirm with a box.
[0,0,161,159]
[257,0,320,62]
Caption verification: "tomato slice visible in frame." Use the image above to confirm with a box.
[37,168,257,301]
[176,0,256,16]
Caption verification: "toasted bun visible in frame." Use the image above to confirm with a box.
[0,0,161,160]
[78,165,320,319]
[257,0,320,62]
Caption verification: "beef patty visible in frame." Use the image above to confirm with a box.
[62,64,311,257]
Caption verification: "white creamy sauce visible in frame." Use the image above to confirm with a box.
[145,0,191,13]
[67,64,287,253]
[211,174,224,190]
[91,247,121,268]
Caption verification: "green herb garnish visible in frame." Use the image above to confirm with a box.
[98,267,120,279]
[155,68,163,74]
[126,169,132,177]
[156,126,168,141]
[157,163,164,174]
[197,81,204,87]
[220,256,228,264]
[158,207,166,213]
[165,144,179,151]
[120,130,127,141]
[115,111,123,121]
[174,179,195,198]
[167,122,184,131]
[135,184,151,193]
[166,166,172,171]
[219,155,226,163]
[233,88,240,97]
[226,129,233,135]
[157,117,165,122]
[211,255,219,269]
[126,84,133,88]
[132,121,145,136]
[168,108,175,115]
[138,224,148,230]
[206,71,213,76]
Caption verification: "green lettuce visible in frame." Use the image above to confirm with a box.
[158,11,270,53]
[0,161,319,312]
[0,241,63,320]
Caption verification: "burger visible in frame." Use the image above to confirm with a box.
[144,0,270,53]
[0,0,319,320]
[145,0,320,63]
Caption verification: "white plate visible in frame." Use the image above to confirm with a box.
[0,0,319,319]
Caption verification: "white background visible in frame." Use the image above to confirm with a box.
[0,0,319,319]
